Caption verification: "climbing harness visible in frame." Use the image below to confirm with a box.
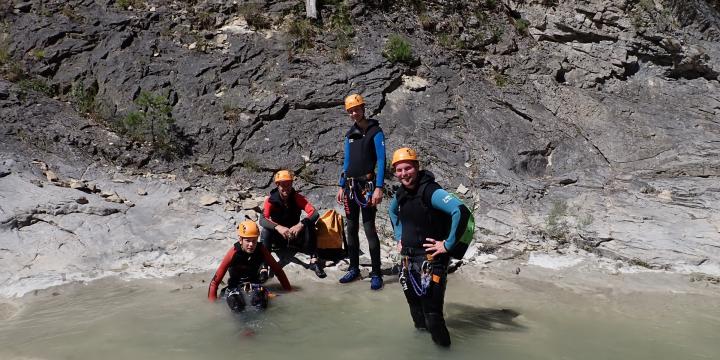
[346,176,375,208]
[401,255,433,297]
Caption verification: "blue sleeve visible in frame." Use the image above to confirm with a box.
[373,131,386,187]
[429,189,467,251]
[339,137,350,187]
[388,195,401,242]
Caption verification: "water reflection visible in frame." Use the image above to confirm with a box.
[445,303,525,333]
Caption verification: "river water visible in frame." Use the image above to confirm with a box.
[1,273,718,360]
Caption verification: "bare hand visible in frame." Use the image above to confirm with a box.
[423,238,448,257]
[336,187,345,205]
[276,225,291,240]
[369,187,383,207]
[289,223,304,239]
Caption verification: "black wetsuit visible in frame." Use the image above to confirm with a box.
[259,188,319,258]
[390,171,472,347]
[339,119,386,276]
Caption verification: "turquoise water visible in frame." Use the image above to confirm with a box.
[0,275,718,360]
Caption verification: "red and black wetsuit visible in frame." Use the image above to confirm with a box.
[259,188,319,253]
[208,242,291,301]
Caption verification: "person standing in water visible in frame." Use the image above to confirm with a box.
[336,93,386,290]
[388,147,474,347]
[208,220,292,312]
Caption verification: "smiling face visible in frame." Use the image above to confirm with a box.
[240,236,258,254]
[346,104,365,124]
[394,160,419,190]
[276,180,293,199]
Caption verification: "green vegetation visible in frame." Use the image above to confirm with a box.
[0,43,9,66]
[418,13,435,31]
[545,200,569,242]
[288,18,317,51]
[18,78,55,97]
[280,1,356,60]
[71,80,98,115]
[438,34,457,49]
[239,3,272,30]
[487,25,504,44]
[631,0,677,30]
[629,258,652,269]
[514,18,530,36]
[383,34,413,64]
[31,48,45,60]
[543,200,597,243]
[122,90,180,158]
[329,1,354,61]
[494,72,508,87]
[3,61,24,82]
[242,158,261,172]
[577,214,594,229]
[334,33,353,62]
[485,0,497,9]
[329,2,353,35]
[193,11,215,31]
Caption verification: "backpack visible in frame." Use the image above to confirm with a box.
[449,196,475,260]
[315,209,347,261]
[418,185,475,260]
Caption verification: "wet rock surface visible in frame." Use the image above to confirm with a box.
[1,0,719,296]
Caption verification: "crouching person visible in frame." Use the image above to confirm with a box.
[259,170,325,278]
[388,148,474,347]
[208,220,292,312]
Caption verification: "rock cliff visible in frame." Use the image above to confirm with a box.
[1,0,719,296]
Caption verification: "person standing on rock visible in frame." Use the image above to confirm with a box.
[259,170,325,278]
[208,220,292,312]
[388,147,474,347]
[335,93,386,290]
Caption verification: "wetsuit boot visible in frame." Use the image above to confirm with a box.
[426,312,451,347]
[340,218,361,283]
[226,291,246,313]
[363,221,383,290]
[251,287,269,310]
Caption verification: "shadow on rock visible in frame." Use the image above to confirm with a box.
[445,303,526,334]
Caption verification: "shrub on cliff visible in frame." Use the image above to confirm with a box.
[383,34,413,64]
[122,91,182,159]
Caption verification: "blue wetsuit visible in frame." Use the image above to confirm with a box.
[338,118,386,276]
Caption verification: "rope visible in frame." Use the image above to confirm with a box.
[348,178,374,208]
[404,258,431,297]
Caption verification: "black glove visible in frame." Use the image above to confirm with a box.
[258,268,269,284]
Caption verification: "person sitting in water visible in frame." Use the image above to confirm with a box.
[259,170,325,278]
[208,220,292,312]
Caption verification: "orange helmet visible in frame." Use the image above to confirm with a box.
[344,94,365,111]
[274,170,293,184]
[237,220,260,238]
[391,147,419,166]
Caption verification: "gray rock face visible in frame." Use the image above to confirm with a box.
[0,152,240,297]
[1,0,719,295]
